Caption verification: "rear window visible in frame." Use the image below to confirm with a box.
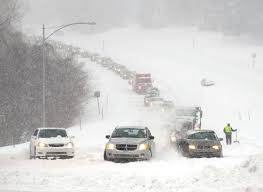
[187,132,217,141]
[38,129,67,138]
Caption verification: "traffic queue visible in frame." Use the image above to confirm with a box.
[29,50,225,161]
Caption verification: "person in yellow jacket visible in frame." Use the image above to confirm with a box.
[223,123,237,145]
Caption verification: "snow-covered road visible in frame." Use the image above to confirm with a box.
[1,27,263,192]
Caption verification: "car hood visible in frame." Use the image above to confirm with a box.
[38,137,71,144]
[109,138,147,145]
[187,139,220,146]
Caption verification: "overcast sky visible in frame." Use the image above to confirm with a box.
[22,0,141,27]
[21,0,263,39]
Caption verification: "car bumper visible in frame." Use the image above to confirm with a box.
[188,149,222,158]
[36,147,75,158]
[105,149,151,160]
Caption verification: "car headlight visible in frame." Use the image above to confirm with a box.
[212,145,220,150]
[188,144,196,150]
[66,142,74,148]
[170,136,177,142]
[37,142,48,147]
[105,143,115,150]
[139,143,150,150]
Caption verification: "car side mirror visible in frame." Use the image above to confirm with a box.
[219,138,223,141]
[106,135,110,139]
[149,136,154,140]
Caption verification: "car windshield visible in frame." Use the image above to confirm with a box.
[38,129,67,138]
[187,132,217,140]
[111,128,147,138]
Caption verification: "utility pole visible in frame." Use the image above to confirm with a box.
[102,40,105,51]
[42,24,46,128]
[79,110,82,131]
[97,97,100,115]
[252,53,256,68]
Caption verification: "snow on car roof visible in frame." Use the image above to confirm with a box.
[187,129,215,135]
[37,127,67,130]
[116,126,147,129]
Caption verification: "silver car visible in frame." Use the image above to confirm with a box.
[104,126,155,161]
[29,128,75,159]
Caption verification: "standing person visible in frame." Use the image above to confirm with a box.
[223,123,237,145]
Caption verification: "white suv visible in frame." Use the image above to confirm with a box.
[29,128,75,159]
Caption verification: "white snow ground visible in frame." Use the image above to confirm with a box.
[0,27,263,192]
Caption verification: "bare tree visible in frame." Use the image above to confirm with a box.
[0,2,89,146]
[0,0,20,28]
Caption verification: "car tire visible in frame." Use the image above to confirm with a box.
[104,151,109,161]
[30,147,36,159]
[149,149,153,158]
[29,148,33,159]
[177,144,184,154]
[179,144,189,157]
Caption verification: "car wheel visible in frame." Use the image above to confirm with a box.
[29,147,33,159]
[179,144,189,157]
[104,151,109,161]
[30,147,36,159]
[177,144,184,154]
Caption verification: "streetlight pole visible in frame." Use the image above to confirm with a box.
[42,24,46,128]
[0,114,8,146]
[42,22,96,128]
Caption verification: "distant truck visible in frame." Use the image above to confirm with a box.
[174,106,203,129]
[169,106,203,144]
[132,73,153,94]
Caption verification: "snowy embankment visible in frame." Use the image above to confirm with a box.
[0,27,263,192]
